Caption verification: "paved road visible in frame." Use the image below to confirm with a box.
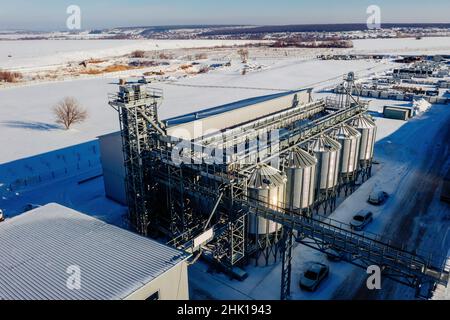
[333,109,450,300]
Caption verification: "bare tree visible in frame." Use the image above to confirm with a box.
[0,70,22,83]
[237,48,249,63]
[53,97,88,130]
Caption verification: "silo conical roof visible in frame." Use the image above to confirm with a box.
[248,164,287,189]
[332,123,361,140]
[311,135,341,153]
[285,147,317,169]
[351,115,376,130]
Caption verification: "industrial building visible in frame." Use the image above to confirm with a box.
[333,58,450,105]
[0,203,190,300]
[101,72,449,299]
[383,105,414,120]
[392,60,449,79]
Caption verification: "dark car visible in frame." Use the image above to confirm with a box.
[299,262,329,291]
[350,210,373,231]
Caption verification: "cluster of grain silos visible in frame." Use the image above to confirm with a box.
[245,114,377,259]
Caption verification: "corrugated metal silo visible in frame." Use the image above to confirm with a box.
[283,147,317,211]
[331,124,361,175]
[310,135,341,191]
[350,115,377,163]
[247,164,287,235]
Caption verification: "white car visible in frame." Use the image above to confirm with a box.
[350,210,373,231]
[368,191,388,205]
[299,262,329,291]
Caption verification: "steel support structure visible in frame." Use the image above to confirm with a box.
[280,226,294,300]
[109,86,163,235]
[240,197,450,299]
[109,84,448,299]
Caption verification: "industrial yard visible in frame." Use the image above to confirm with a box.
[1,28,450,302]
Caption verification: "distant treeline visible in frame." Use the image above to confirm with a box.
[272,39,353,48]
[199,23,450,36]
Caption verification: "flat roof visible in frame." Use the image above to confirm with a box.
[97,131,121,139]
[384,104,413,110]
[163,88,310,127]
[0,203,189,300]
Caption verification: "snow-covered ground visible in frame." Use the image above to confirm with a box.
[0,58,394,164]
[350,36,450,55]
[0,39,266,70]
[1,37,449,300]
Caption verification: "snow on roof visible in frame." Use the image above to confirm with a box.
[0,203,189,300]
[163,89,309,127]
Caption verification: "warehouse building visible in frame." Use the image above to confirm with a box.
[99,89,312,205]
[0,203,190,300]
[383,105,414,120]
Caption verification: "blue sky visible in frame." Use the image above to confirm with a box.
[1,0,449,31]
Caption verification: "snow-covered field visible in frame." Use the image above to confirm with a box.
[0,58,394,164]
[0,39,266,70]
[350,36,450,55]
[1,37,449,300]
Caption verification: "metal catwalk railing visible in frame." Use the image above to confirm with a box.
[238,196,450,298]
[157,159,449,297]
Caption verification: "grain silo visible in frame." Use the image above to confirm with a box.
[247,163,287,265]
[310,135,341,191]
[309,134,341,214]
[349,115,377,180]
[247,164,287,235]
[283,147,317,215]
[330,123,361,194]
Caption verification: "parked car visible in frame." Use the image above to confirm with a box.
[350,210,373,231]
[368,191,388,205]
[299,262,329,291]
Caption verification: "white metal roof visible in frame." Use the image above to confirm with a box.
[0,203,189,300]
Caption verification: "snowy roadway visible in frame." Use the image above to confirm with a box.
[333,103,450,299]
